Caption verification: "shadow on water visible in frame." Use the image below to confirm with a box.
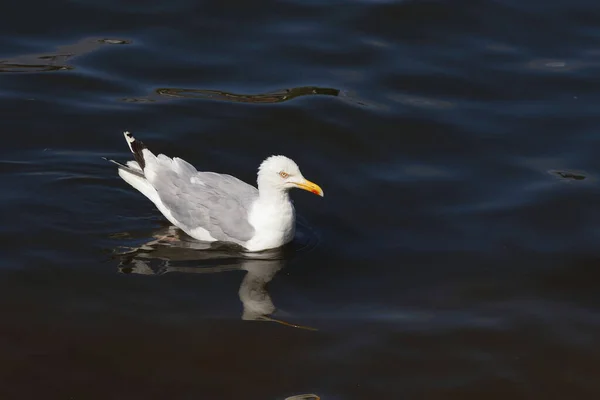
[122,86,341,104]
[0,37,130,73]
[113,224,318,331]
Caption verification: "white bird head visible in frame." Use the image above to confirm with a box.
[257,155,324,197]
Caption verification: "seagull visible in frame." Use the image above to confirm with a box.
[105,132,323,252]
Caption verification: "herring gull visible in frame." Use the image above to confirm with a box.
[106,132,323,252]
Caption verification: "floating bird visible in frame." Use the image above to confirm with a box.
[106,132,323,252]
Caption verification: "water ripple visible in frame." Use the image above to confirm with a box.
[123,85,340,104]
[0,37,131,73]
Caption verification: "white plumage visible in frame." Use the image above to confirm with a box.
[107,132,323,252]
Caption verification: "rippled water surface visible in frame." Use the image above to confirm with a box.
[2,0,600,398]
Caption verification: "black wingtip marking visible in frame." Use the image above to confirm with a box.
[131,140,147,171]
[124,131,147,171]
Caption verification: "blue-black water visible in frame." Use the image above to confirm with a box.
[2,0,600,398]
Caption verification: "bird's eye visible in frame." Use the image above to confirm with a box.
[279,171,289,178]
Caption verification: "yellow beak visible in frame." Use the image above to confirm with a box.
[294,179,324,197]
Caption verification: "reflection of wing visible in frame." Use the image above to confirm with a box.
[112,226,316,330]
[115,225,284,263]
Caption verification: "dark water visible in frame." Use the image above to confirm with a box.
[2,0,600,398]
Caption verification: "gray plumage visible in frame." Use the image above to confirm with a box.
[107,131,323,252]
[144,151,258,244]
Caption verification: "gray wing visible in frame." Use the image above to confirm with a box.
[144,154,258,244]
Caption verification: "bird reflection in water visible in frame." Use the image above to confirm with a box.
[113,224,317,331]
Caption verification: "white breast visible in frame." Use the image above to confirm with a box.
[245,198,296,252]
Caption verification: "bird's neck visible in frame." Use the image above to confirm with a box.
[258,186,290,205]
